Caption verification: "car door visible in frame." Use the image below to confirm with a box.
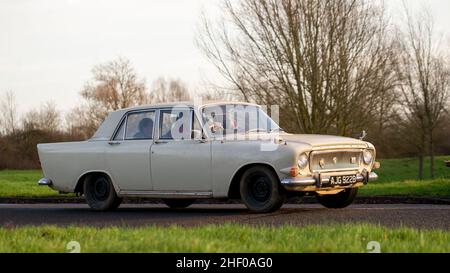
[151,108,212,192]
[105,110,155,191]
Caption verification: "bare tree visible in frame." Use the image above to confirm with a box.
[65,106,95,140]
[149,77,191,103]
[22,102,61,133]
[0,91,18,135]
[199,88,237,101]
[395,7,450,179]
[80,57,148,128]
[197,0,397,135]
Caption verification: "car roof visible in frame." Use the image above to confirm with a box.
[118,100,259,112]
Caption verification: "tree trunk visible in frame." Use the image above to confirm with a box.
[418,153,424,180]
[418,132,425,180]
[429,130,434,179]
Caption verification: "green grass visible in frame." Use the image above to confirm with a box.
[359,178,450,197]
[375,155,450,183]
[358,155,450,197]
[0,170,63,197]
[0,224,448,253]
[0,155,448,198]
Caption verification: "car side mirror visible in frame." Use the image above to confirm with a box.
[358,130,367,140]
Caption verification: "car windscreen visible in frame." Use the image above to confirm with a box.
[201,104,281,136]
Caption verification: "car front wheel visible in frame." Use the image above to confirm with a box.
[316,188,358,208]
[240,166,285,213]
[84,175,122,211]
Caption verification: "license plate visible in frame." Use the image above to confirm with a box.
[329,175,357,186]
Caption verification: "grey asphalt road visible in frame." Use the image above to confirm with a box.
[0,203,449,230]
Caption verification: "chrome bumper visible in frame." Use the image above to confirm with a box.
[38,178,53,186]
[281,172,378,191]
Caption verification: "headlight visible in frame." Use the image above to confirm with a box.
[363,150,373,164]
[297,153,309,169]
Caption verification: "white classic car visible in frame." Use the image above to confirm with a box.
[37,101,379,212]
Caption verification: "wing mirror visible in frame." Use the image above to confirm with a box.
[358,130,367,140]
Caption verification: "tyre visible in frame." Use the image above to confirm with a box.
[84,174,122,211]
[316,188,358,208]
[240,166,285,213]
[162,199,195,208]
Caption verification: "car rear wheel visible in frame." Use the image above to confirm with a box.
[240,166,285,213]
[84,175,122,211]
[316,188,358,208]
[162,199,195,208]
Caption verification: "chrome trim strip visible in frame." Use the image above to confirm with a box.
[312,167,360,173]
[38,178,52,186]
[311,148,363,154]
[119,191,213,198]
[312,144,367,150]
[281,177,316,186]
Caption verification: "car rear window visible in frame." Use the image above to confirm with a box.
[125,111,156,140]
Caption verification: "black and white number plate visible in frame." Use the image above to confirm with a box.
[329,175,357,186]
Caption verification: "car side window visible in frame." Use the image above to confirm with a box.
[113,118,126,140]
[159,109,192,140]
[125,111,155,140]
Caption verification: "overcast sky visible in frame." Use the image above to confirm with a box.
[1,0,450,116]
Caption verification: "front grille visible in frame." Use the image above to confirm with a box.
[310,150,361,172]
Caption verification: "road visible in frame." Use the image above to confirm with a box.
[0,204,449,230]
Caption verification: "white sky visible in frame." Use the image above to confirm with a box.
[1,0,449,116]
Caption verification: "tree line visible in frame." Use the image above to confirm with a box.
[0,58,203,169]
[196,0,450,179]
[0,0,449,179]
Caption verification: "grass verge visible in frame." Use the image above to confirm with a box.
[359,178,450,197]
[0,224,448,253]
[0,170,63,197]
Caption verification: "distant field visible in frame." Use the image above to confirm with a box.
[375,155,450,183]
[0,155,448,197]
[358,155,450,197]
[0,223,448,253]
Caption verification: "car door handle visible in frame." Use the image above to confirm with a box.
[108,141,121,146]
[155,140,168,144]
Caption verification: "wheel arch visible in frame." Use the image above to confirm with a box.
[74,170,119,195]
[227,163,280,199]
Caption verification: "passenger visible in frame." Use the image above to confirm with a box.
[134,118,153,139]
